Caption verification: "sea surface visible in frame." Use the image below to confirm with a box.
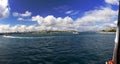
[0,32,115,64]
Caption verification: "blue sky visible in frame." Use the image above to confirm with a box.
[9,0,117,19]
[9,0,106,17]
[0,0,119,32]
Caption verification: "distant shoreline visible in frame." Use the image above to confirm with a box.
[0,31,116,35]
[97,32,116,34]
[0,30,79,35]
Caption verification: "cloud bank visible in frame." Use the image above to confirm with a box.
[0,6,117,33]
[0,0,118,33]
[0,0,9,18]
[30,7,117,31]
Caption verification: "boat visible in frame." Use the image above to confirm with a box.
[73,32,79,34]
[106,1,120,64]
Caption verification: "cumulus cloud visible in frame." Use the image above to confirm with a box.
[13,11,32,17]
[76,7,117,26]
[0,24,37,33]
[30,7,117,31]
[1,7,113,32]
[0,22,116,33]
[13,11,32,21]
[105,0,119,5]
[0,6,117,33]
[0,0,10,18]
[0,4,118,32]
[0,24,10,32]
[32,15,75,31]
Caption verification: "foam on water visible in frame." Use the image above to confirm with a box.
[3,35,33,39]
[2,35,66,39]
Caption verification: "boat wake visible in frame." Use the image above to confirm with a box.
[2,35,56,39]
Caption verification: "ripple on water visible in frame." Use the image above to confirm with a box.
[0,33,115,64]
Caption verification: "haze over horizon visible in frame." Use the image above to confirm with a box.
[0,0,119,33]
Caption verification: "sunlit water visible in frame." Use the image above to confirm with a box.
[0,32,115,64]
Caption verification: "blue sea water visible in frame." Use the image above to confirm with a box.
[0,32,115,64]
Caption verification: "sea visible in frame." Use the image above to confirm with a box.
[0,32,115,64]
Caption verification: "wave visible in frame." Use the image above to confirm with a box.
[2,35,57,39]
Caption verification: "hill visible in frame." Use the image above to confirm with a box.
[102,27,116,32]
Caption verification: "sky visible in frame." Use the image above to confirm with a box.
[0,0,119,32]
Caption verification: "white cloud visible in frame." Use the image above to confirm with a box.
[70,11,79,15]
[65,10,79,15]
[76,7,117,26]
[0,24,37,33]
[17,18,24,21]
[30,7,117,31]
[105,0,119,5]
[0,6,118,32]
[31,15,75,31]
[65,10,73,14]
[0,7,117,32]
[0,24,10,33]
[0,0,118,32]
[114,20,117,24]
[13,11,32,21]
[0,0,9,18]
[13,11,32,17]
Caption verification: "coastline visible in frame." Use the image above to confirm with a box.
[97,32,116,34]
[0,30,78,35]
